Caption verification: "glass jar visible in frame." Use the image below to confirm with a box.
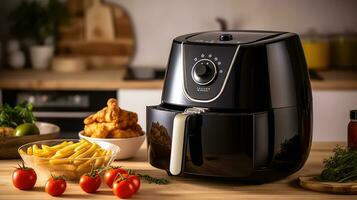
[301,34,330,70]
[330,34,357,70]
[348,110,357,150]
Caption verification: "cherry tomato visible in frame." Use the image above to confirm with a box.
[128,175,140,194]
[104,167,128,188]
[80,172,101,193]
[12,163,37,190]
[112,178,135,199]
[45,176,66,196]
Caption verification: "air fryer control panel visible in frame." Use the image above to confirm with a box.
[183,44,237,101]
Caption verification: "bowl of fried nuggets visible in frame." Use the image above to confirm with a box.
[79,98,145,159]
[18,139,119,182]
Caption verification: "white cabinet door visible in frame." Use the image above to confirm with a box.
[118,89,162,130]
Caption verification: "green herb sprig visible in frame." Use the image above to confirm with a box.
[318,145,357,183]
[138,174,169,185]
[0,103,36,128]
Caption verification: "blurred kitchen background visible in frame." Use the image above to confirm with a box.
[0,0,356,140]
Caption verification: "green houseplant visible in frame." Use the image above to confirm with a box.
[9,0,69,70]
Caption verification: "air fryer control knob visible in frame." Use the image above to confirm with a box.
[192,59,217,85]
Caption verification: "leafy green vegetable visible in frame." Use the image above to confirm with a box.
[0,103,36,128]
[318,145,357,182]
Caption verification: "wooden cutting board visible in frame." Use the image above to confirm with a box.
[57,0,135,69]
[85,0,115,41]
[299,176,357,194]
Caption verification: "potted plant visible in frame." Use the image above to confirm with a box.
[9,0,69,70]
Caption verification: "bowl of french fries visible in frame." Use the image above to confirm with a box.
[18,139,119,182]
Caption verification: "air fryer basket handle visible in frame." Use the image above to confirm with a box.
[169,113,189,175]
[170,107,207,176]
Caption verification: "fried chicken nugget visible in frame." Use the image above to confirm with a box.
[83,98,144,139]
[118,109,138,130]
[84,98,120,125]
[84,122,119,138]
[110,124,144,138]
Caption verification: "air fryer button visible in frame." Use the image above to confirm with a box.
[219,34,233,41]
[192,59,217,85]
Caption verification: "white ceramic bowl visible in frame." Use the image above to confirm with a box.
[79,131,145,160]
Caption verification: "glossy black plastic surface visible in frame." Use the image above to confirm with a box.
[147,105,311,182]
[162,31,312,111]
[186,30,282,44]
[148,30,312,182]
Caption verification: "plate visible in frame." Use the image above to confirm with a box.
[0,122,60,159]
[299,176,357,194]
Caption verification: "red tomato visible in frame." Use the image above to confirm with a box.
[128,175,141,193]
[112,178,135,199]
[45,177,66,196]
[104,167,128,188]
[79,172,101,193]
[12,163,37,190]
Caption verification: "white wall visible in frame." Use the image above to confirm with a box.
[118,89,162,130]
[312,90,357,142]
[109,0,357,67]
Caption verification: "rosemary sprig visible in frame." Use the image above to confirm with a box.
[137,173,169,185]
[317,145,357,183]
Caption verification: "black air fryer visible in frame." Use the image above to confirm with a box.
[146,30,312,182]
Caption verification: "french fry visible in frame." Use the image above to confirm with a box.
[26,146,33,155]
[74,140,90,152]
[41,144,51,151]
[49,164,76,171]
[68,145,90,159]
[76,151,98,172]
[51,150,75,159]
[73,143,98,165]
[76,143,98,159]
[32,144,41,156]
[49,158,70,165]
[104,150,112,163]
[94,149,107,167]
[38,150,55,158]
[19,149,26,155]
[50,141,72,151]
[57,142,82,155]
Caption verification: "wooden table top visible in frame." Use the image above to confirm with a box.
[0,142,353,199]
[0,69,356,90]
[0,69,163,90]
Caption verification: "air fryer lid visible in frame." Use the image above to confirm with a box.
[186,31,284,44]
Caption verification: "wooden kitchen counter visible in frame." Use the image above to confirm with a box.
[0,69,163,90]
[0,69,356,90]
[0,142,352,200]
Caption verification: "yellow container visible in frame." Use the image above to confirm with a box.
[330,35,357,69]
[302,40,330,70]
